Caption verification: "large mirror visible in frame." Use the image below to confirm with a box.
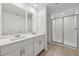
[2,3,26,35]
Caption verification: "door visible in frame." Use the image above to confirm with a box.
[64,15,77,47]
[34,36,44,56]
[38,36,44,53]
[52,18,63,43]
[24,44,33,56]
[34,37,40,56]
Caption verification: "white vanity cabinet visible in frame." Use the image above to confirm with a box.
[34,35,45,56]
[0,39,33,56]
[0,34,45,56]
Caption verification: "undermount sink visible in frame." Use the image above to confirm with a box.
[0,33,36,42]
[10,36,26,41]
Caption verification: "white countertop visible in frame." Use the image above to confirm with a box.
[0,33,45,47]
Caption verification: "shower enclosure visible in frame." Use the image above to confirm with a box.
[52,14,78,48]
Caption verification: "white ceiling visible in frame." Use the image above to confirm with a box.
[3,3,79,16]
[25,3,48,10]
[2,3,26,17]
[48,3,79,13]
[25,3,79,13]
[25,3,60,10]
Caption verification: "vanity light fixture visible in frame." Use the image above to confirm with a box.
[51,16,55,19]
[61,13,65,17]
[74,10,79,14]
[33,4,38,7]
[61,13,64,15]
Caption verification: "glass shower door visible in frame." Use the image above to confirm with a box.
[64,15,77,47]
[52,18,63,43]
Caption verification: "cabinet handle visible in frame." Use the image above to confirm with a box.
[23,49,25,54]
[20,50,22,56]
[39,41,42,44]
[74,28,77,30]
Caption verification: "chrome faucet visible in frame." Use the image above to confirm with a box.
[15,34,20,37]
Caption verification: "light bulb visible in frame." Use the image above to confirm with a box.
[33,4,38,7]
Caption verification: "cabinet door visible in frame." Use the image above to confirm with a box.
[6,43,33,56]
[34,36,44,56]
[64,16,77,47]
[39,37,44,52]
[24,44,33,56]
[34,38,40,56]
[5,49,21,56]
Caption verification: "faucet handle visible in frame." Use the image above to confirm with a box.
[15,34,20,37]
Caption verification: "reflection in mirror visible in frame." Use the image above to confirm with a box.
[27,12,33,33]
[2,3,26,35]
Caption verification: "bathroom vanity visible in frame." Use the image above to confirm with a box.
[0,3,47,56]
[0,33,45,56]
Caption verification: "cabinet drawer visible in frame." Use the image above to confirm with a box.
[1,39,33,55]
